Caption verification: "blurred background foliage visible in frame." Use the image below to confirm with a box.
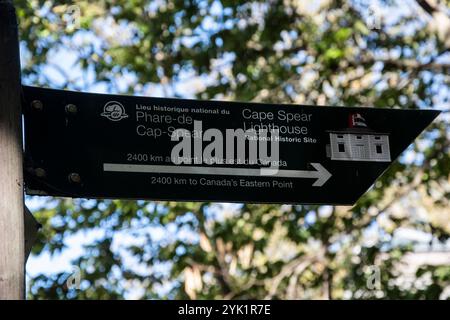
[14,0,450,299]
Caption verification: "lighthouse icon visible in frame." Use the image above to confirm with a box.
[326,113,391,162]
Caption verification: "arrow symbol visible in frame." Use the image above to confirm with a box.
[260,163,332,187]
[104,162,332,187]
[310,163,333,187]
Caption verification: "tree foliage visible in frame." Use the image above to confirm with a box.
[16,0,450,299]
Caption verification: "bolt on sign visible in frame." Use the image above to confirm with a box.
[22,86,440,205]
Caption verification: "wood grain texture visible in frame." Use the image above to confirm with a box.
[0,0,25,300]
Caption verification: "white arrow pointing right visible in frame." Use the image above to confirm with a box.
[260,163,332,187]
[103,162,332,187]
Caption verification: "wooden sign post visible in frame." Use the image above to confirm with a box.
[0,0,25,299]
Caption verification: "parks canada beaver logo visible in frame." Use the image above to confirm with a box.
[101,101,129,121]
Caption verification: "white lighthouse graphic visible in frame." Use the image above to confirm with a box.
[326,113,391,162]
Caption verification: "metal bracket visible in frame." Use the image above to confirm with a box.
[24,206,41,262]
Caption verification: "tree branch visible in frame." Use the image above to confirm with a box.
[415,0,437,15]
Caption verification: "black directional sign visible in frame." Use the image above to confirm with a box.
[22,85,440,205]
